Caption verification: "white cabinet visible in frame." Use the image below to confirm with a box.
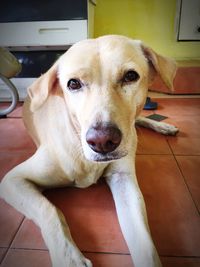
[0,0,95,50]
[177,0,200,41]
[0,20,88,49]
[0,0,96,100]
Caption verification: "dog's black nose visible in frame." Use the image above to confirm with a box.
[86,124,122,154]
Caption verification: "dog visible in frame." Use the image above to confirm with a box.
[136,116,178,135]
[0,35,177,267]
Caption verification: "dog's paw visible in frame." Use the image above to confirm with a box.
[156,122,179,136]
[83,258,93,267]
[52,253,93,267]
[71,256,93,267]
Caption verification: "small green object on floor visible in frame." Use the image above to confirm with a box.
[146,114,168,122]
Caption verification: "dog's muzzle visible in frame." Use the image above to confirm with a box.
[86,124,122,155]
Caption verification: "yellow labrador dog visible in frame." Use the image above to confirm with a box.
[0,35,177,267]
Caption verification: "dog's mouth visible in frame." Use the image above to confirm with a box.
[89,150,127,162]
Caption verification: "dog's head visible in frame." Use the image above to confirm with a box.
[28,35,176,162]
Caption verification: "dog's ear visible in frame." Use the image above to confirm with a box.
[141,44,177,90]
[28,61,58,112]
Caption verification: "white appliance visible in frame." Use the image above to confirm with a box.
[0,0,95,100]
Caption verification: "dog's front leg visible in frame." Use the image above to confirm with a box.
[136,116,179,136]
[105,159,162,267]
[0,149,92,267]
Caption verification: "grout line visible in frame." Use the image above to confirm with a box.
[174,155,200,216]
[8,217,25,249]
[160,255,200,259]
[166,139,200,215]
[136,153,172,156]
[0,149,35,153]
[0,247,9,265]
[0,217,26,265]
[0,248,49,265]
[0,150,36,156]
[82,251,130,256]
[137,152,200,156]
[174,155,200,158]
[83,251,200,259]
[7,247,48,252]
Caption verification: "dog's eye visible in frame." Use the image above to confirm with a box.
[67,79,82,91]
[123,70,139,83]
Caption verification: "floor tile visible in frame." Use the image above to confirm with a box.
[44,181,129,254]
[0,118,36,152]
[11,219,47,250]
[167,136,200,155]
[8,104,23,118]
[161,256,200,267]
[0,103,23,118]
[0,200,24,247]
[136,127,171,155]
[167,116,200,139]
[0,151,34,181]
[84,252,133,267]
[176,156,200,212]
[154,98,200,117]
[165,115,200,155]
[0,248,7,263]
[0,98,199,266]
[1,249,51,267]
[136,155,200,256]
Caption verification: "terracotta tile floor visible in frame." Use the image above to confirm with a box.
[0,98,200,267]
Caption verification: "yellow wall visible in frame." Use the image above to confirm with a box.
[94,0,200,62]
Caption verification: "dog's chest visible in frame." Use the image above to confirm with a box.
[58,156,107,188]
[71,163,107,188]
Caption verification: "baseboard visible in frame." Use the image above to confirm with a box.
[0,78,36,101]
[150,66,200,94]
